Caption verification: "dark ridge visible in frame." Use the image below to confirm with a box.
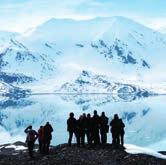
[0,72,35,84]
[45,43,52,48]
[75,44,84,47]
[91,43,98,48]
[142,60,150,69]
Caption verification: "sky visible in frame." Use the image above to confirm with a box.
[0,0,166,33]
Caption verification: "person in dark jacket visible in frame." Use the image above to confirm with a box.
[42,122,53,154]
[100,112,109,144]
[110,114,120,147]
[67,112,80,146]
[86,113,93,145]
[38,126,43,154]
[119,118,125,146]
[78,113,87,146]
[92,110,100,145]
[24,125,38,158]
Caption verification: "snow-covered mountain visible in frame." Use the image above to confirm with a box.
[56,70,152,96]
[0,16,166,93]
[19,17,166,82]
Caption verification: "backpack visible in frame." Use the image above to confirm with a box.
[27,130,35,142]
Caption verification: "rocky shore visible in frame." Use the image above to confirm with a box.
[0,142,165,165]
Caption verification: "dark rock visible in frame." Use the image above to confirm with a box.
[0,142,165,165]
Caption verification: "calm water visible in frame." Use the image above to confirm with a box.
[0,94,166,151]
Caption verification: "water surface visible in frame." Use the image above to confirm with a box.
[0,94,166,151]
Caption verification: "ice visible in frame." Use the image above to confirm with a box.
[125,144,166,159]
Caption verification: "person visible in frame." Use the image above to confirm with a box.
[86,113,93,145]
[38,126,43,154]
[110,114,120,148]
[67,112,80,146]
[78,113,87,146]
[24,125,38,158]
[119,119,125,147]
[42,122,53,154]
[92,110,100,145]
[100,112,109,144]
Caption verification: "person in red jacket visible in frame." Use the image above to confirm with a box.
[24,125,38,158]
[38,126,43,154]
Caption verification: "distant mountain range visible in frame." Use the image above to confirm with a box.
[0,16,166,95]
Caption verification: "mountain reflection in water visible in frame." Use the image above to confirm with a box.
[0,94,165,151]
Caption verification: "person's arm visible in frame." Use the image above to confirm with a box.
[67,119,69,131]
[24,126,30,133]
[35,130,38,136]
[50,125,53,132]
[123,122,125,128]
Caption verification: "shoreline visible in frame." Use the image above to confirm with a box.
[0,141,166,165]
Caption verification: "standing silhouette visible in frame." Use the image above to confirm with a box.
[42,122,53,154]
[119,118,125,146]
[92,110,100,145]
[100,112,109,144]
[110,114,120,147]
[78,113,87,146]
[38,126,43,154]
[86,113,93,145]
[67,112,80,146]
[24,125,38,158]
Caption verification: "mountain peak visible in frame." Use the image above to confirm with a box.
[27,16,149,42]
[42,18,76,26]
[81,70,91,77]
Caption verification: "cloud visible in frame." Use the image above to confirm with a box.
[0,0,165,32]
[0,0,93,32]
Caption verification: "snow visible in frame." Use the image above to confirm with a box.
[0,146,4,149]
[125,144,166,159]
[5,145,27,150]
